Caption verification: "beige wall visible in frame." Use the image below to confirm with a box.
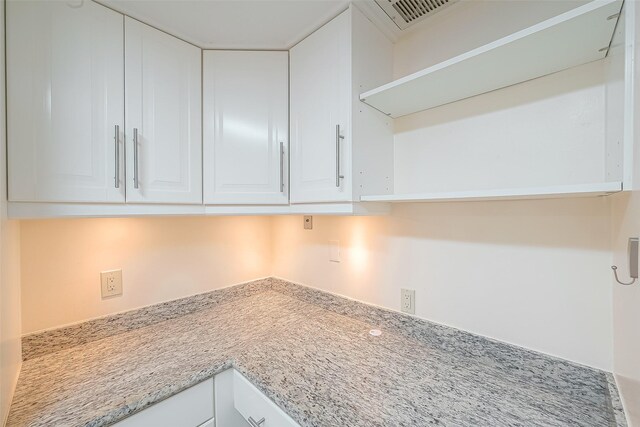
[0,0,23,422]
[272,198,613,371]
[20,216,272,334]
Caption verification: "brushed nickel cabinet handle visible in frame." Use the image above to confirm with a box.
[248,416,265,427]
[133,127,139,189]
[336,124,345,187]
[114,125,120,189]
[280,141,285,192]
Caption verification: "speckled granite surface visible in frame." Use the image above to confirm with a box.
[21,278,271,361]
[8,278,625,427]
[606,373,628,426]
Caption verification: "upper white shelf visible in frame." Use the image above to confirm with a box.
[359,182,623,203]
[360,0,623,118]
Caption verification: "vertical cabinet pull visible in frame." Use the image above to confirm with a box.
[280,141,285,192]
[133,128,139,189]
[336,124,345,187]
[114,125,120,189]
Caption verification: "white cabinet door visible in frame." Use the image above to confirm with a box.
[7,1,125,203]
[214,369,251,427]
[125,18,202,204]
[290,10,351,203]
[203,51,288,205]
[232,370,300,427]
[214,369,301,427]
[112,378,214,427]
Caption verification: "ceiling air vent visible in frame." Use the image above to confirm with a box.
[374,0,459,30]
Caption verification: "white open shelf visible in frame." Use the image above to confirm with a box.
[360,0,623,118]
[360,182,623,203]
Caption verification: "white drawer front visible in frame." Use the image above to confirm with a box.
[233,371,300,427]
[113,378,214,427]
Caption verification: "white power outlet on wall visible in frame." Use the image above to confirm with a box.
[401,289,415,314]
[101,269,123,298]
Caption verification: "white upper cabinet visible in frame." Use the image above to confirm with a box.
[289,5,394,204]
[290,10,350,203]
[6,1,394,217]
[125,18,202,204]
[203,51,289,205]
[7,0,125,203]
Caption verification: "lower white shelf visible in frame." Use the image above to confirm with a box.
[359,182,623,203]
[9,183,622,218]
[7,201,391,219]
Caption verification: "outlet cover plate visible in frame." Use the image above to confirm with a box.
[101,269,123,298]
[401,288,415,314]
[304,215,313,230]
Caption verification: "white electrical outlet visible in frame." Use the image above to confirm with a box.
[401,289,415,314]
[101,269,123,298]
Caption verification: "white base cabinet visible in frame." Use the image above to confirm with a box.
[214,369,250,427]
[215,369,301,427]
[203,51,289,205]
[110,370,300,427]
[112,378,214,427]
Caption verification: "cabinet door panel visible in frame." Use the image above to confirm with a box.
[7,1,125,203]
[203,51,288,204]
[112,378,213,427]
[125,18,202,204]
[290,10,351,203]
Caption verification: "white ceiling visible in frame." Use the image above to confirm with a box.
[100,0,352,49]
[97,0,593,50]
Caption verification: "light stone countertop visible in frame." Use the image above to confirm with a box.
[6,279,626,427]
